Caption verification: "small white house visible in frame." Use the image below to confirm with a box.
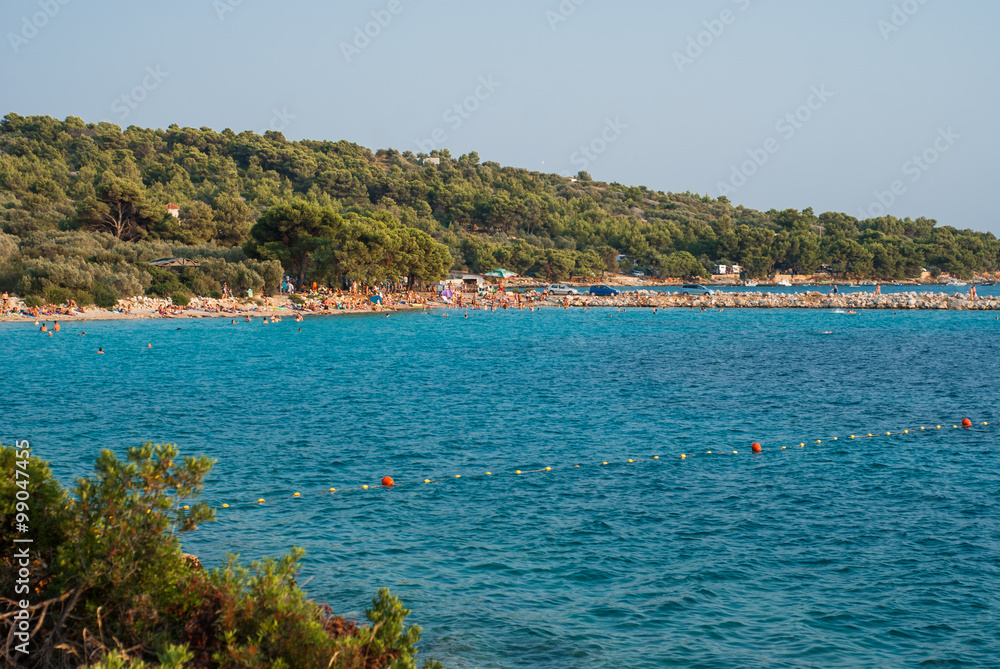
[166,203,180,218]
[715,264,730,275]
[421,157,441,166]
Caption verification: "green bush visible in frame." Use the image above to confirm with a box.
[188,272,217,297]
[92,282,120,309]
[71,289,94,306]
[44,285,69,305]
[171,291,191,307]
[0,443,442,669]
[143,263,184,297]
[290,294,305,305]
[207,289,222,299]
[23,294,43,308]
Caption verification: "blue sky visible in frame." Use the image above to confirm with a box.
[2,0,999,234]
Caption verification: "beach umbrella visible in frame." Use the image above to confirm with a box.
[484,269,517,278]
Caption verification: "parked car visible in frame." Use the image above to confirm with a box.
[589,284,620,296]
[679,284,715,296]
[546,284,579,295]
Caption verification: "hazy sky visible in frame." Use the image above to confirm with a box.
[3,0,999,234]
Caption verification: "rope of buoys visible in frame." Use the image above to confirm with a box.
[205,418,991,511]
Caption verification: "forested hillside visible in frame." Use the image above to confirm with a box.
[1,113,997,303]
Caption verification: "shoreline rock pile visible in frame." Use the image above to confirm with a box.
[555,290,1000,311]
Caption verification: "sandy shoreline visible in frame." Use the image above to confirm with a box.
[0,294,436,323]
[3,288,998,324]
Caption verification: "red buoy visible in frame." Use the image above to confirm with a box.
[961,418,972,428]
[381,476,395,487]
[751,442,762,453]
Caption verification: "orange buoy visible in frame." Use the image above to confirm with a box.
[961,418,972,428]
[751,442,762,453]
[381,476,395,487]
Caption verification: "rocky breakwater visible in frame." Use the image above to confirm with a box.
[552,290,1000,311]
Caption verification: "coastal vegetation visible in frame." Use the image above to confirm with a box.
[1,113,998,304]
[0,442,442,668]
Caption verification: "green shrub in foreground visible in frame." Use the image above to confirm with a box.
[170,291,191,307]
[0,443,442,669]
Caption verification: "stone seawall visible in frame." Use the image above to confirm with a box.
[549,290,1000,311]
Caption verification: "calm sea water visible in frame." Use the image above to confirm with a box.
[3,308,999,668]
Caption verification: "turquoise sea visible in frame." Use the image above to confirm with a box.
[3,308,999,668]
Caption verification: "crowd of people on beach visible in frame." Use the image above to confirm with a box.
[2,276,997,323]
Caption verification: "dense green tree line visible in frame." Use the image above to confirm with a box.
[1,113,997,302]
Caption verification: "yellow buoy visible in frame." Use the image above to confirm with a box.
[182,505,189,510]
[329,488,336,492]
[816,440,821,443]
[545,466,551,471]
[293,492,300,497]
[257,499,265,504]
[850,435,855,439]
[903,430,908,434]
[800,443,805,447]
[486,471,492,475]
[362,485,368,489]
[627,459,634,463]
[833,437,838,440]
[868,434,873,437]
[602,461,608,465]
[454,475,461,478]
[653,455,659,459]
[575,464,580,467]
[936,425,941,429]
[707,451,712,454]
[222,503,229,508]
[886,432,891,436]
[680,454,686,459]
[732,450,738,454]
[781,446,787,449]
[424,479,430,483]
[515,470,522,474]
